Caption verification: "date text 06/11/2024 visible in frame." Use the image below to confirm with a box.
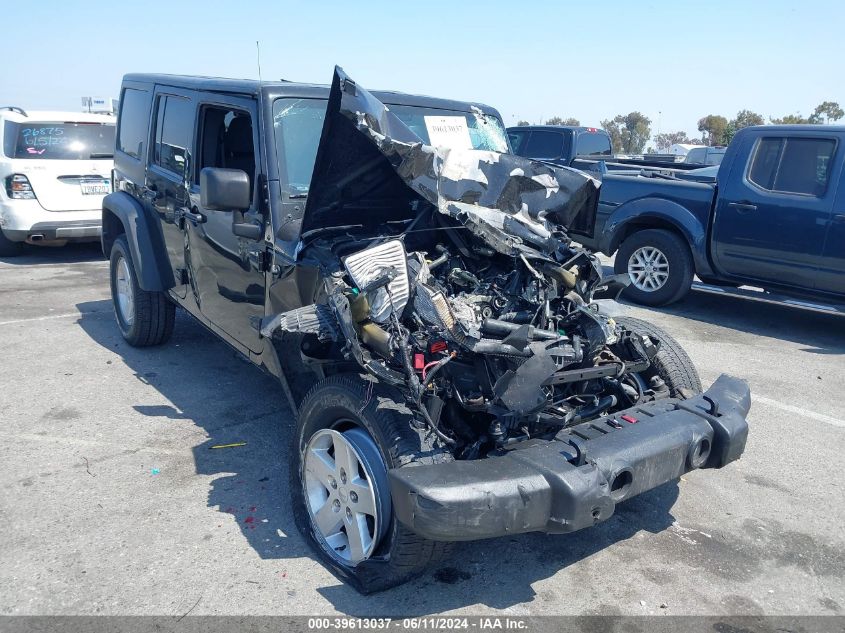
[306,618,529,630]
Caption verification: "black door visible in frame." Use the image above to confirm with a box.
[145,88,196,299]
[711,134,837,289]
[185,98,265,352]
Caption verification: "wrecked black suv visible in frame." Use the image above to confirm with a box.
[103,67,750,593]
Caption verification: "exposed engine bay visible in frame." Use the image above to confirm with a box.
[274,228,676,460]
[262,67,681,460]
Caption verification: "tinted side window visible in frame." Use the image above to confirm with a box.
[153,95,193,176]
[523,131,564,159]
[197,106,255,196]
[508,130,528,155]
[748,138,783,190]
[117,88,150,159]
[576,131,612,156]
[748,137,836,196]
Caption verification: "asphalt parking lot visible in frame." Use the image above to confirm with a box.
[1,243,844,617]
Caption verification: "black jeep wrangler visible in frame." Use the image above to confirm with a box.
[102,67,750,593]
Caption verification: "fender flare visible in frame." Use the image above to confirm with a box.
[599,198,714,278]
[101,191,174,292]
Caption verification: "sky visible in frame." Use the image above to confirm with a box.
[2,0,843,144]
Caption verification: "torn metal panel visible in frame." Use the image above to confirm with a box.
[259,304,338,341]
[300,66,600,258]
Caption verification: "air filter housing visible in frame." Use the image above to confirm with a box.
[343,240,410,323]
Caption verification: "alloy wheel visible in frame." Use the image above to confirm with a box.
[115,255,135,326]
[302,427,389,565]
[627,246,670,292]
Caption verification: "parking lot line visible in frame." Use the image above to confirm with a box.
[754,395,845,429]
[0,310,105,327]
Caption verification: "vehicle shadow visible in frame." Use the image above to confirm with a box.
[641,291,845,355]
[0,241,103,266]
[599,264,845,355]
[75,299,681,614]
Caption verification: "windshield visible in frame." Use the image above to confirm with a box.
[388,105,509,153]
[272,98,509,197]
[3,121,115,160]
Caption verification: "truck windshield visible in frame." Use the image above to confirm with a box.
[272,98,509,197]
[4,121,115,160]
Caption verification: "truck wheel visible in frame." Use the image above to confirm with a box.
[615,229,693,306]
[0,229,24,257]
[292,374,451,593]
[616,316,702,396]
[109,235,175,347]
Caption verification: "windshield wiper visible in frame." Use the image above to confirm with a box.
[90,152,113,159]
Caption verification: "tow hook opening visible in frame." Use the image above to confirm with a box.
[688,436,712,469]
[609,469,633,501]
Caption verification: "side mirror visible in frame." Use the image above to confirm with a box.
[200,167,250,211]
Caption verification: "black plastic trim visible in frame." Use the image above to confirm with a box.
[388,374,750,542]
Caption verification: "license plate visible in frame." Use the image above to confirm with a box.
[81,180,111,195]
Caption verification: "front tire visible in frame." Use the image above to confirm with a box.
[615,229,693,306]
[292,374,451,593]
[617,316,702,396]
[0,229,24,257]
[109,235,175,347]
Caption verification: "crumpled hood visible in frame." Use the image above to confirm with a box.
[301,67,600,258]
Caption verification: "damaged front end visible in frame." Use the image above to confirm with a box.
[263,68,749,538]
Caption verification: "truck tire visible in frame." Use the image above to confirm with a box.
[615,229,693,306]
[109,235,175,347]
[616,316,702,396]
[292,374,451,593]
[0,229,23,257]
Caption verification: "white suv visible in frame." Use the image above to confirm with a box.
[0,107,115,256]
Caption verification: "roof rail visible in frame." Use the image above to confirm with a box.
[0,106,28,116]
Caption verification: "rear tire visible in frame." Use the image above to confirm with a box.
[109,235,175,347]
[292,374,451,593]
[616,316,702,396]
[0,229,24,257]
[615,229,693,306]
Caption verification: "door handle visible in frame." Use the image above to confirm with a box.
[728,201,757,213]
[141,187,158,203]
[180,208,206,224]
[833,213,845,224]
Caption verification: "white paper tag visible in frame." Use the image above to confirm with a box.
[423,116,473,150]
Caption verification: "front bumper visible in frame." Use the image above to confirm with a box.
[389,374,750,541]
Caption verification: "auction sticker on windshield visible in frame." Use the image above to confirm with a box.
[424,116,472,150]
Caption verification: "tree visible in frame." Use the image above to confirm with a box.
[654,131,690,151]
[545,116,580,126]
[809,101,844,124]
[770,113,811,124]
[600,112,652,154]
[516,119,530,126]
[732,110,764,130]
[697,115,729,146]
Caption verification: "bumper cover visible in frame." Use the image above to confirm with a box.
[3,220,102,241]
[389,374,750,541]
